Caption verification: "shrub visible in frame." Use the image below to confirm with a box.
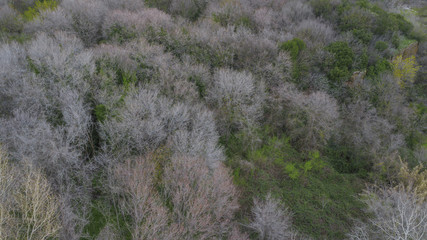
[0,5,23,33]
[22,0,57,21]
[279,38,307,80]
[249,193,296,240]
[375,41,388,52]
[338,7,373,33]
[325,41,354,83]
[352,28,373,44]
[367,57,392,78]
[371,6,414,36]
[9,0,37,13]
[311,0,335,18]
[23,7,73,35]
[279,38,306,61]
[170,0,207,21]
[392,55,420,88]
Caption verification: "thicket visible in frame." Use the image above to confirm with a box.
[0,0,425,239]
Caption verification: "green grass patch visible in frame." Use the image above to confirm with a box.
[398,36,417,51]
[223,129,367,239]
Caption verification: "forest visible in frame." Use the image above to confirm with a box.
[0,0,426,239]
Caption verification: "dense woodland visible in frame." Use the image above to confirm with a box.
[0,0,426,239]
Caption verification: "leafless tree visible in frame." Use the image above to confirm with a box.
[282,84,340,150]
[0,149,62,240]
[23,7,74,35]
[360,185,427,240]
[62,0,108,46]
[341,100,405,157]
[249,193,297,240]
[112,155,174,240]
[163,155,239,239]
[207,68,265,135]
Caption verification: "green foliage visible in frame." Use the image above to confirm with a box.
[325,142,372,177]
[279,38,307,80]
[144,26,232,68]
[392,33,400,48]
[371,5,414,36]
[326,42,353,69]
[225,130,367,239]
[375,41,388,52]
[116,68,137,89]
[188,75,206,98]
[352,28,373,44]
[367,58,392,78]
[212,12,255,30]
[22,0,57,22]
[397,36,417,51]
[338,8,372,32]
[356,0,370,9]
[279,38,306,61]
[325,41,354,83]
[105,24,137,44]
[392,55,420,88]
[311,0,334,18]
[94,104,108,123]
[285,163,300,180]
[144,0,171,12]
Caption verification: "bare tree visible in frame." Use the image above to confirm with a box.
[341,100,405,157]
[111,153,239,239]
[207,68,265,135]
[0,148,62,240]
[62,0,108,46]
[112,155,173,240]
[23,7,74,35]
[163,155,239,239]
[282,84,340,150]
[361,185,427,240]
[249,193,296,240]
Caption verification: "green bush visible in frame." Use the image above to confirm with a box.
[188,75,206,98]
[338,8,372,32]
[371,6,413,36]
[325,142,371,176]
[105,24,137,44]
[279,38,306,61]
[226,131,367,239]
[285,163,300,180]
[325,41,354,83]
[279,38,307,80]
[311,0,334,18]
[22,0,57,22]
[367,58,392,78]
[352,28,373,44]
[375,41,388,52]
[94,104,108,123]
